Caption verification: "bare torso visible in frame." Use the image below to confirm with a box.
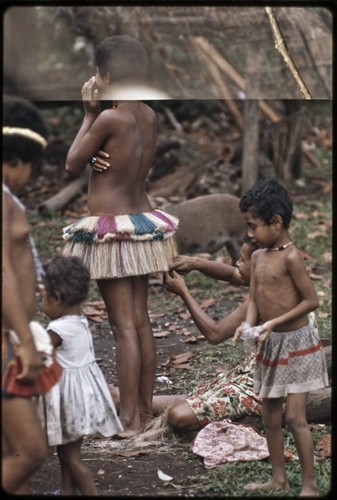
[253,248,309,332]
[88,101,156,215]
[2,194,36,327]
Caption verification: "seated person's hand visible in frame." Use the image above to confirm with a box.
[89,149,110,173]
[169,255,197,275]
[233,324,243,344]
[163,270,187,296]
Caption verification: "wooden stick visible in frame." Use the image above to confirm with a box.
[38,166,90,214]
[191,37,243,129]
[265,7,312,99]
[192,36,282,123]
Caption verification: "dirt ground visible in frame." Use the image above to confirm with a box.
[30,294,238,497]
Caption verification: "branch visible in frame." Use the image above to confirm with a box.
[265,7,312,100]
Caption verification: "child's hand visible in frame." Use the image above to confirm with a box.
[257,320,274,342]
[81,77,101,115]
[163,270,187,296]
[90,150,110,173]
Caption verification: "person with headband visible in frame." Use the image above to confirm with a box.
[2,95,61,494]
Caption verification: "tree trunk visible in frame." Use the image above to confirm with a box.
[241,99,260,195]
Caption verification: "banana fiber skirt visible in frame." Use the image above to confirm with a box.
[62,209,179,279]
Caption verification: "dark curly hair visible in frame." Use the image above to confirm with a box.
[3,95,48,164]
[239,179,293,228]
[43,256,90,307]
[95,35,149,84]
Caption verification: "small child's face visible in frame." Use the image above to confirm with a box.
[40,287,61,320]
[242,211,277,248]
[236,243,251,285]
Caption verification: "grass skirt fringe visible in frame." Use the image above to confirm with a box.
[62,209,179,279]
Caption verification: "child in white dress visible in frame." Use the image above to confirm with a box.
[39,255,122,495]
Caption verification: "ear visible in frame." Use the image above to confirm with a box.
[271,214,283,228]
[51,290,62,304]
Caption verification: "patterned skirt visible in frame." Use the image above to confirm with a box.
[62,209,179,279]
[186,353,261,427]
[254,324,329,398]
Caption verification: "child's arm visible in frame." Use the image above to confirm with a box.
[47,330,63,348]
[164,271,248,344]
[258,250,319,342]
[233,254,259,344]
[170,255,244,285]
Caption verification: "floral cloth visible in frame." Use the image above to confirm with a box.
[186,353,261,427]
[192,419,269,468]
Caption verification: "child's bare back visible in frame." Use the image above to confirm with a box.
[88,101,156,216]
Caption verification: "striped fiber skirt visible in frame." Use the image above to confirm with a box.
[254,323,329,398]
[62,208,179,279]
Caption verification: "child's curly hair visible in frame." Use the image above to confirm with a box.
[239,179,293,228]
[43,256,90,307]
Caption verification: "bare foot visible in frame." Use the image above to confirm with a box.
[244,479,290,492]
[108,383,120,406]
[140,412,154,428]
[300,486,319,496]
[113,430,140,440]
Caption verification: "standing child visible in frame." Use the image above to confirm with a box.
[62,35,178,437]
[39,256,122,496]
[234,179,328,496]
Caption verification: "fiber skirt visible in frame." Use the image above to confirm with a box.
[62,209,179,279]
[254,324,329,398]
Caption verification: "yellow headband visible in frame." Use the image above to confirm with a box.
[2,126,47,149]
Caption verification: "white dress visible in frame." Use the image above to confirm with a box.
[39,314,123,445]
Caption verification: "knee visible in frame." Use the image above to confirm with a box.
[167,403,198,431]
[285,411,307,432]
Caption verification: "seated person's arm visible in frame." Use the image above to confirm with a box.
[170,255,243,285]
[164,271,248,344]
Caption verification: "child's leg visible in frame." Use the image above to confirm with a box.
[245,397,290,492]
[285,393,319,496]
[57,439,98,496]
[132,275,156,427]
[2,397,48,493]
[98,277,146,434]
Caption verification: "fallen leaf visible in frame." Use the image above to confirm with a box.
[171,352,193,364]
[293,212,309,220]
[184,336,199,343]
[307,231,327,239]
[97,469,105,475]
[153,330,171,338]
[172,363,191,369]
[178,311,191,320]
[157,469,173,482]
[309,273,323,280]
[315,434,331,458]
[200,297,216,309]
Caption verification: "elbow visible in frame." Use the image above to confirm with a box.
[207,328,222,345]
[65,160,80,178]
